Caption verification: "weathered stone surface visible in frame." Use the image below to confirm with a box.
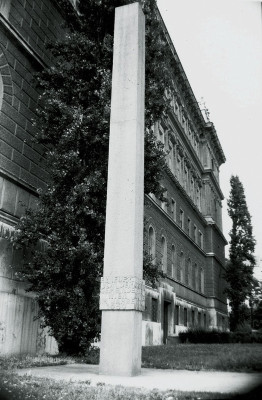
[99,2,145,376]
[100,276,145,311]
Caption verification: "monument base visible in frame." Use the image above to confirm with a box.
[99,310,142,376]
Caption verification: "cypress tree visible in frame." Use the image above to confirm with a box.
[226,175,256,331]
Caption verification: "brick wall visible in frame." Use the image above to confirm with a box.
[0,0,65,203]
[8,0,65,65]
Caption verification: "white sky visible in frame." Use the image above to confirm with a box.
[157,0,262,269]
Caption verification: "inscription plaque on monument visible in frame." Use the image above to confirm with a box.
[100,276,145,311]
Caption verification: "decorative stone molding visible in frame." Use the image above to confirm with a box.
[0,221,15,239]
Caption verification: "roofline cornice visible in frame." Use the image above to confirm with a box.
[156,6,226,165]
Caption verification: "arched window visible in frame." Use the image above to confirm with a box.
[171,245,176,279]
[161,236,167,273]
[148,226,156,265]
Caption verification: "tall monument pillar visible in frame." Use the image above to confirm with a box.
[99,2,145,377]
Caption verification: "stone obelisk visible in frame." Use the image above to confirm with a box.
[99,2,145,377]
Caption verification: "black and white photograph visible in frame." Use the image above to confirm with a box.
[0,1,261,399]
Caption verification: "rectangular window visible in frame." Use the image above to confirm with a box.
[175,305,179,325]
[199,231,203,249]
[198,312,201,327]
[191,310,195,326]
[182,111,186,125]
[184,166,188,190]
[190,177,195,199]
[184,308,187,327]
[187,217,191,236]
[152,298,158,322]
[161,189,168,212]
[168,141,173,171]
[196,186,201,209]
[175,101,179,115]
[177,155,181,181]
[171,199,176,221]
[179,209,184,229]
[194,225,197,242]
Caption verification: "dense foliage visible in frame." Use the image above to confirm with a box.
[250,278,262,329]
[179,328,262,344]
[12,0,174,354]
[225,175,256,331]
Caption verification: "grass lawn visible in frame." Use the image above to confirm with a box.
[142,343,262,372]
[1,343,262,373]
[1,344,262,399]
[0,371,236,400]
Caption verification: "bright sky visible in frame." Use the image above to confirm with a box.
[157,0,262,268]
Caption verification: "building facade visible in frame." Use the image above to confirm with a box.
[0,1,227,354]
[141,12,228,346]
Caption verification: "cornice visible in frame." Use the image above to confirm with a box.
[156,8,206,131]
[205,122,226,165]
[166,276,207,301]
[157,5,226,169]
[206,299,228,309]
[202,170,224,200]
[205,219,228,245]
[0,211,18,230]
[0,169,38,196]
[206,252,226,270]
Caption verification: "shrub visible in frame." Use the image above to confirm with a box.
[179,328,231,344]
[179,328,262,344]
[235,322,252,333]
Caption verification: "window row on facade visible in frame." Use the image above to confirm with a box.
[148,226,205,294]
[151,297,207,330]
[174,304,207,331]
[154,192,204,250]
[166,88,221,184]
[166,89,201,158]
[156,123,203,212]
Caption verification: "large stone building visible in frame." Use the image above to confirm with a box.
[141,12,228,345]
[0,0,228,354]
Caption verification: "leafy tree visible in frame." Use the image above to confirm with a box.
[253,300,262,330]
[225,175,256,331]
[249,278,262,329]
[12,0,173,354]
